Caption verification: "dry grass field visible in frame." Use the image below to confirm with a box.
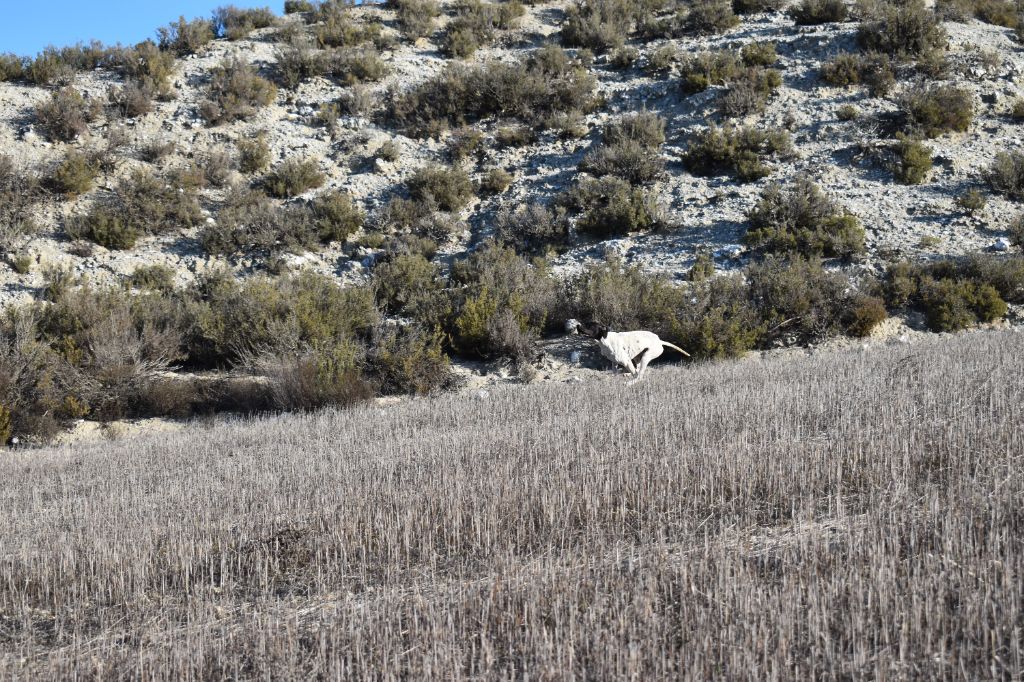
[2,331,1023,680]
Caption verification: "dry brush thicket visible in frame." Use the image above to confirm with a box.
[1,331,1022,679]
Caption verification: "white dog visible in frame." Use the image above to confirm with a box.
[566,319,690,384]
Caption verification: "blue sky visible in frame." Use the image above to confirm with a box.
[0,1,279,56]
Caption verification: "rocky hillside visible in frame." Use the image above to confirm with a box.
[2,0,1024,442]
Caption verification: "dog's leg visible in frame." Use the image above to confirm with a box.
[625,350,648,385]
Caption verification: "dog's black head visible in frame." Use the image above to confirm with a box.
[575,320,608,340]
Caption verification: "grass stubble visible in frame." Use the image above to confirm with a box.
[0,331,1022,679]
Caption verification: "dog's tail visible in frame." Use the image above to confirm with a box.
[661,341,691,358]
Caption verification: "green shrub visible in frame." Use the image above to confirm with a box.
[857,0,946,58]
[199,58,278,125]
[820,52,862,86]
[0,53,26,81]
[238,133,271,174]
[390,0,441,39]
[213,5,277,41]
[127,264,176,292]
[372,253,446,318]
[407,165,474,212]
[679,50,740,94]
[1009,214,1024,248]
[788,0,847,24]
[35,87,98,142]
[109,41,176,96]
[449,242,559,360]
[565,176,661,238]
[495,202,569,255]
[376,140,401,162]
[310,190,364,242]
[746,256,883,343]
[387,46,595,135]
[70,170,202,249]
[263,157,325,198]
[567,257,686,334]
[683,124,793,182]
[609,46,640,69]
[987,151,1024,200]
[285,0,315,12]
[687,250,716,281]
[495,124,538,147]
[645,44,678,76]
[900,85,973,138]
[50,150,99,198]
[367,326,451,395]
[893,134,933,185]
[882,257,1019,330]
[72,208,139,250]
[741,41,777,66]
[745,177,865,259]
[157,16,216,56]
[919,278,1006,331]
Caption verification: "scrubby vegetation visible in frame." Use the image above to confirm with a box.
[683,124,793,182]
[899,84,974,138]
[387,46,595,135]
[988,151,1024,199]
[34,87,99,142]
[199,58,277,125]
[579,111,666,185]
[745,177,865,259]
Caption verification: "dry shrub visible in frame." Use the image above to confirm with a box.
[199,58,278,125]
[788,0,847,24]
[561,0,636,51]
[262,157,325,198]
[679,50,740,93]
[407,165,474,212]
[717,66,782,118]
[479,168,513,195]
[390,0,441,39]
[685,0,741,34]
[387,45,595,135]
[329,46,389,84]
[745,177,865,259]
[157,16,215,55]
[49,149,99,198]
[250,348,373,412]
[580,111,666,185]
[35,87,99,142]
[237,133,271,174]
[442,0,525,58]
[213,5,277,41]
[202,188,309,256]
[857,0,947,58]
[987,151,1024,199]
[495,202,569,255]
[274,35,327,89]
[310,190,364,242]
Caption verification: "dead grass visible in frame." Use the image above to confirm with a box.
[0,331,1022,678]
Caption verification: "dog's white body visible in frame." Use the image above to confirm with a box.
[597,330,689,384]
[566,320,690,384]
